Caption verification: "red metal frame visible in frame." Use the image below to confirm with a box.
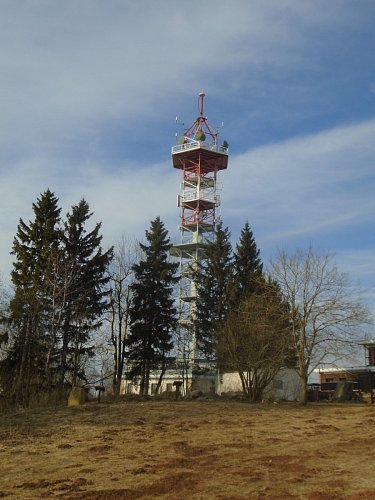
[183,92,219,145]
[172,94,228,231]
[172,148,228,171]
[180,151,218,229]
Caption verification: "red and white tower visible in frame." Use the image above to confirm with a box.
[171,93,228,376]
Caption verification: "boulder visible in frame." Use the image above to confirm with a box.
[332,381,354,402]
[68,386,85,406]
[190,390,203,399]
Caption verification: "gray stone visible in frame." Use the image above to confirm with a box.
[190,389,203,399]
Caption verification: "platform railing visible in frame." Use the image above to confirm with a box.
[172,138,228,155]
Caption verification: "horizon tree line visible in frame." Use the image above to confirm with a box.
[0,189,370,407]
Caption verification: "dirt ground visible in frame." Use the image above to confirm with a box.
[0,399,375,499]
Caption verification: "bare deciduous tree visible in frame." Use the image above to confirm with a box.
[44,249,79,395]
[0,275,10,353]
[85,332,113,393]
[270,246,371,404]
[107,235,138,396]
[218,280,293,402]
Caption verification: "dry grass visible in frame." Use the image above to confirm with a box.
[1,399,375,499]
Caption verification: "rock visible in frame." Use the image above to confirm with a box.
[68,386,85,406]
[332,381,355,402]
[190,390,203,399]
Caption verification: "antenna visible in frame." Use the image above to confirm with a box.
[180,91,220,145]
[175,116,184,126]
[215,120,224,132]
[198,92,205,117]
[175,116,185,142]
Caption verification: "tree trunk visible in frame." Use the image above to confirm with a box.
[238,371,249,400]
[59,337,68,395]
[155,364,166,395]
[59,314,71,397]
[140,361,146,396]
[155,349,167,395]
[299,372,308,405]
[114,377,122,396]
[144,359,150,396]
[17,318,33,407]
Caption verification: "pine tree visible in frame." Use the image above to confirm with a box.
[194,221,233,360]
[61,199,113,387]
[127,217,178,395]
[231,221,263,304]
[6,189,62,405]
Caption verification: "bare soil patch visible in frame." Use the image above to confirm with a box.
[1,400,375,498]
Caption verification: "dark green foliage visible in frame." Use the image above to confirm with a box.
[7,189,62,405]
[127,217,178,395]
[0,191,112,407]
[60,199,113,387]
[194,222,233,360]
[194,221,267,363]
[231,221,263,304]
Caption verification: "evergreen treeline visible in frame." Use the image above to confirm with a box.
[194,220,267,360]
[0,189,293,407]
[193,220,294,401]
[0,190,113,406]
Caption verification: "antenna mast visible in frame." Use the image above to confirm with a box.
[183,92,219,145]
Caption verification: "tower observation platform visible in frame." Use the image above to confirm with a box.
[170,93,228,381]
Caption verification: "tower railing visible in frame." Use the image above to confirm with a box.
[172,137,228,155]
[182,191,219,204]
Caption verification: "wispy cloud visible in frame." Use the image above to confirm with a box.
[1,1,372,156]
[225,119,375,246]
[0,0,374,313]
[2,118,373,281]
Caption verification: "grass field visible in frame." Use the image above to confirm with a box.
[1,398,375,499]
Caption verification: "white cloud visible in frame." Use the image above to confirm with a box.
[224,119,375,244]
[2,117,374,283]
[0,0,370,155]
[0,156,179,281]
[0,0,374,316]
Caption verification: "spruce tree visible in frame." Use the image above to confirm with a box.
[6,189,62,405]
[1,193,113,405]
[194,221,233,361]
[231,221,263,304]
[127,217,178,395]
[61,199,113,387]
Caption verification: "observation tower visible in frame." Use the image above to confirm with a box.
[170,93,228,378]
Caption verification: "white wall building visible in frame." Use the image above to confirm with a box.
[216,368,302,401]
[121,367,301,401]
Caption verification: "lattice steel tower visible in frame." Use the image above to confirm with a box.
[171,93,228,379]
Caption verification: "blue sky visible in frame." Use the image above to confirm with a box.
[0,0,374,320]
